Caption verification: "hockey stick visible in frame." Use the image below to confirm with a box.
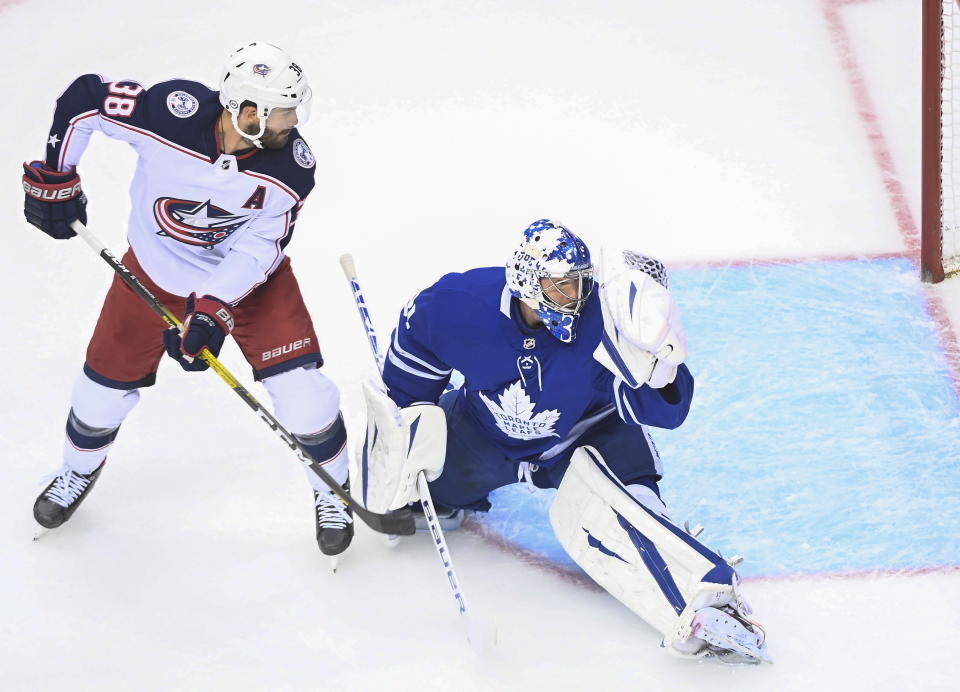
[69,220,414,537]
[339,253,496,653]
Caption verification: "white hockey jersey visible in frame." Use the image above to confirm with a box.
[43,75,316,304]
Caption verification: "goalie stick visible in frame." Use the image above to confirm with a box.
[340,253,496,653]
[69,220,415,537]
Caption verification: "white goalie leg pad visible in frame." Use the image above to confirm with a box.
[549,445,744,646]
[359,381,447,513]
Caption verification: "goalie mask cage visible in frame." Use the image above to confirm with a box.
[923,0,960,282]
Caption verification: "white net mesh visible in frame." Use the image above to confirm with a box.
[943,0,960,274]
[622,250,669,288]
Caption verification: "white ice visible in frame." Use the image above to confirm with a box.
[2,1,958,690]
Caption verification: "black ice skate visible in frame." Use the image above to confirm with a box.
[33,461,106,529]
[314,482,354,556]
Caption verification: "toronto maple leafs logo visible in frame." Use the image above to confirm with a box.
[153,198,249,247]
[478,380,560,440]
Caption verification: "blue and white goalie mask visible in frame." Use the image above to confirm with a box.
[506,219,595,343]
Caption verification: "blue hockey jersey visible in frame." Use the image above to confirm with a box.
[382,267,694,461]
[42,74,315,304]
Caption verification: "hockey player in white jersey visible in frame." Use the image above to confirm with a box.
[361,219,770,662]
[22,42,353,556]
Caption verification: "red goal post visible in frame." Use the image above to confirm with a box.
[923,0,960,282]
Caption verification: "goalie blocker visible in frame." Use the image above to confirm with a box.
[550,446,771,664]
[359,381,447,513]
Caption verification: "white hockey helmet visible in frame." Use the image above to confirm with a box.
[218,41,312,148]
[506,219,594,343]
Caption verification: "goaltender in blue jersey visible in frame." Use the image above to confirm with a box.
[362,219,771,663]
[384,244,693,481]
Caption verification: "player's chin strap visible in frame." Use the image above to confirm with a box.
[229,108,266,149]
[339,253,497,655]
[68,220,414,537]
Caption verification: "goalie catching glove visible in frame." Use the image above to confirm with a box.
[594,250,686,389]
[359,381,447,513]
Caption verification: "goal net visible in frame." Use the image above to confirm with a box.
[924,0,960,282]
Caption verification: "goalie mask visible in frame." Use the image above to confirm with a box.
[506,219,594,343]
[218,42,312,149]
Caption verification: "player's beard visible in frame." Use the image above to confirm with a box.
[243,123,292,150]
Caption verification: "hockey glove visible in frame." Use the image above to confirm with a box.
[22,161,87,239]
[163,294,234,372]
[593,252,686,389]
[359,381,447,513]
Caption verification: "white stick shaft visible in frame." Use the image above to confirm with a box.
[416,472,469,614]
[339,253,386,374]
[341,253,476,620]
[71,219,107,254]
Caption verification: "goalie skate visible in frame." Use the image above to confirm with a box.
[687,606,772,665]
[383,501,465,547]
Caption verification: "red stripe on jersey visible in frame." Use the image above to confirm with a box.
[241,169,299,205]
[58,110,99,170]
[213,119,260,160]
[101,116,211,162]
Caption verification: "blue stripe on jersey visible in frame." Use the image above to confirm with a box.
[391,328,452,376]
[386,349,447,380]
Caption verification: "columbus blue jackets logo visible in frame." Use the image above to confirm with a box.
[153,198,248,246]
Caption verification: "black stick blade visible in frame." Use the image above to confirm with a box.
[356,505,416,536]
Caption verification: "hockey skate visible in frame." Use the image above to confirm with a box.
[677,605,772,665]
[33,460,106,529]
[314,482,354,557]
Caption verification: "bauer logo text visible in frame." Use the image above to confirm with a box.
[262,338,312,361]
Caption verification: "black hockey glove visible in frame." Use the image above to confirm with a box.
[163,294,235,372]
[22,161,87,239]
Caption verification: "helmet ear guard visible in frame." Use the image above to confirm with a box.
[506,219,594,343]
